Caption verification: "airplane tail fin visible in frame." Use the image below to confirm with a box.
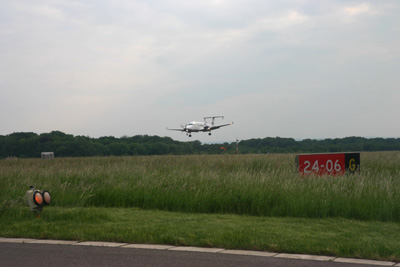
[204,116,224,125]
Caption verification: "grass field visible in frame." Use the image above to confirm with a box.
[1,152,400,261]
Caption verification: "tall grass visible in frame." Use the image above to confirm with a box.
[1,152,400,221]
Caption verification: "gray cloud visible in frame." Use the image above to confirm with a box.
[1,0,399,142]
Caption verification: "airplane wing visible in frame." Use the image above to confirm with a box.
[166,127,186,132]
[209,122,234,130]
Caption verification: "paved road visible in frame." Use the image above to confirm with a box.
[0,242,396,267]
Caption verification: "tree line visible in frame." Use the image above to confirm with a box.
[1,131,400,158]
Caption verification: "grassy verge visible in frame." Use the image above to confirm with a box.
[1,152,400,261]
[1,153,400,221]
[1,206,399,262]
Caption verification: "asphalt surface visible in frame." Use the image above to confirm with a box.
[0,242,397,267]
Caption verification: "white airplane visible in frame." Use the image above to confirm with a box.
[167,116,234,137]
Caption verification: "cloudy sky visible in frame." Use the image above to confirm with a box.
[1,0,399,142]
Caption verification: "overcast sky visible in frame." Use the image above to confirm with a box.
[1,0,399,142]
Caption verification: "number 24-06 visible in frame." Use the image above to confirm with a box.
[303,159,342,173]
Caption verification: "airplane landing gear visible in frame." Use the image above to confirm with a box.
[208,132,211,136]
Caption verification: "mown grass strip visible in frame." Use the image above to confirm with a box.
[1,207,399,262]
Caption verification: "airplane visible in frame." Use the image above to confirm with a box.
[167,116,234,137]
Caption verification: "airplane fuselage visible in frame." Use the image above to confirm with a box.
[185,121,212,132]
[166,116,233,137]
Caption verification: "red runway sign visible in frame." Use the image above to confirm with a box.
[296,153,360,176]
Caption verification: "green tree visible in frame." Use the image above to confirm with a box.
[108,142,130,156]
